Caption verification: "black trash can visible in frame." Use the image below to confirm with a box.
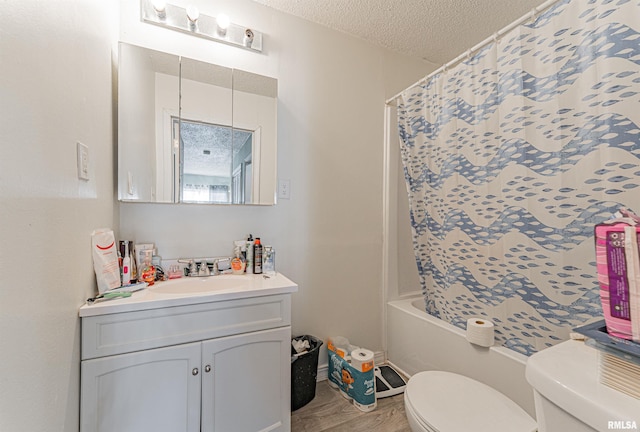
[291,335,323,411]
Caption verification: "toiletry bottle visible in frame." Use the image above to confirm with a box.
[122,242,131,286]
[234,240,246,262]
[129,241,137,282]
[231,247,246,275]
[245,234,254,274]
[263,246,276,276]
[117,249,123,284]
[140,249,156,285]
[253,237,263,274]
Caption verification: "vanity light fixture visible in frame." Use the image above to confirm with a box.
[140,0,263,52]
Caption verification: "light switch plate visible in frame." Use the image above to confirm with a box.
[278,179,291,199]
[77,141,89,181]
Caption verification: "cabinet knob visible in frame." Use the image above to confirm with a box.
[205,365,211,373]
[192,367,199,376]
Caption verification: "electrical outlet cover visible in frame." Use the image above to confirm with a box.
[77,141,89,180]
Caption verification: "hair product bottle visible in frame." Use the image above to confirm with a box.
[253,237,263,274]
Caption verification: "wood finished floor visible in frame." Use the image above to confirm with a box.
[291,380,410,432]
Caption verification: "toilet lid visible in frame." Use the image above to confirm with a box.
[406,371,536,432]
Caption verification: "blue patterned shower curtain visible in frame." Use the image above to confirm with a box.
[397,0,640,355]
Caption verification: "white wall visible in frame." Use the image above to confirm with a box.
[0,0,431,429]
[0,1,118,431]
[118,0,431,360]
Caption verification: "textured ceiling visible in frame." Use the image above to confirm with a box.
[252,0,550,64]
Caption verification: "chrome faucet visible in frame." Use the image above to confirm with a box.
[178,257,231,277]
[212,257,231,275]
[198,261,210,276]
[188,260,198,276]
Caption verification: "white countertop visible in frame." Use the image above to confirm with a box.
[79,273,298,317]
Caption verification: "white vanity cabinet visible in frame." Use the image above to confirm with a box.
[80,292,293,432]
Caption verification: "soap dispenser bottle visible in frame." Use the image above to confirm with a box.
[231,246,246,275]
[140,249,156,285]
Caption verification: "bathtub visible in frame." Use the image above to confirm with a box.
[387,297,535,417]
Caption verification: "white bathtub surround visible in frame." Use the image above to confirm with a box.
[387,298,535,417]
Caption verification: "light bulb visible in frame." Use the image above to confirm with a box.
[216,13,230,35]
[187,5,199,23]
[151,0,166,17]
[243,28,254,47]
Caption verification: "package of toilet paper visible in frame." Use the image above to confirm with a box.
[594,211,640,342]
[327,337,376,412]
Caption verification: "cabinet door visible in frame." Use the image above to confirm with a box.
[201,326,291,432]
[81,342,201,432]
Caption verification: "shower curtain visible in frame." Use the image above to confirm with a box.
[397,0,640,355]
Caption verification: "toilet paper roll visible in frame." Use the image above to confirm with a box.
[351,348,375,372]
[466,318,495,347]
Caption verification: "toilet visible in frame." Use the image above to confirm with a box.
[526,340,640,432]
[404,371,537,432]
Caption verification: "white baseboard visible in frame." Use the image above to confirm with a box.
[316,351,385,382]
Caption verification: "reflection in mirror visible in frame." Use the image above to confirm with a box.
[177,57,233,203]
[118,43,179,202]
[233,70,278,205]
[117,42,278,205]
[176,119,253,204]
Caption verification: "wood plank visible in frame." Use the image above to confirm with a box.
[291,381,411,432]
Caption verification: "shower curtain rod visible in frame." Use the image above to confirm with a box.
[385,0,560,106]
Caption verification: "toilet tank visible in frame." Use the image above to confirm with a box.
[526,340,640,432]
[532,390,597,432]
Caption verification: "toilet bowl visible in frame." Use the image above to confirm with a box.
[404,371,537,432]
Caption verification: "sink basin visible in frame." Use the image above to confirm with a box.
[150,275,249,294]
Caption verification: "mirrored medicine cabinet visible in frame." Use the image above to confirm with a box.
[117,42,277,205]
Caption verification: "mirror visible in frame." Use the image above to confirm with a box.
[118,42,278,205]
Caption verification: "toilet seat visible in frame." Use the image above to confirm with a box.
[404,371,537,432]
